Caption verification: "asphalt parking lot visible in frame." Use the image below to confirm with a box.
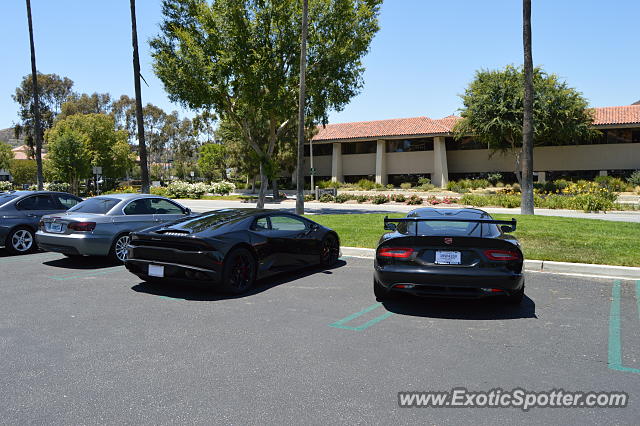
[1,251,639,425]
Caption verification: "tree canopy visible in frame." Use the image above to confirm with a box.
[454,65,597,151]
[45,114,134,193]
[0,142,14,171]
[150,0,382,206]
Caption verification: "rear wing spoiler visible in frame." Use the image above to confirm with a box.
[383,216,517,233]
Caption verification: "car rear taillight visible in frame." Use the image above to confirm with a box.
[484,249,521,261]
[378,247,415,258]
[68,222,96,232]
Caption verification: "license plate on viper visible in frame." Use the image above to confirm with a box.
[435,251,461,264]
[46,222,63,233]
[148,265,164,277]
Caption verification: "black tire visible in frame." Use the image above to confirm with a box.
[320,234,340,267]
[221,247,256,294]
[374,278,390,301]
[506,285,525,305]
[109,233,132,263]
[5,226,37,255]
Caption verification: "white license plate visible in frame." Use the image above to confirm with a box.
[46,222,63,233]
[435,251,462,265]
[148,264,165,277]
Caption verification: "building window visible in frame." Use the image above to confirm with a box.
[304,143,333,157]
[577,128,640,145]
[446,137,487,150]
[386,138,434,152]
[341,141,377,155]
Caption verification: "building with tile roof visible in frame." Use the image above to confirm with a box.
[301,104,640,187]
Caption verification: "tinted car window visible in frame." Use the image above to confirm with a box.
[150,198,184,214]
[69,197,120,214]
[54,194,81,209]
[399,220,498,237]
[123,199,155,215]
[16,195,57,210]
[270,215,307,232]
[252,217,270,231]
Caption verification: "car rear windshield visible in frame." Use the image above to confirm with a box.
[399,220,499,237]
[0,194,19,206]
[68,197,119,214]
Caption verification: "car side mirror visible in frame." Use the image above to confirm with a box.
[184,208,191,215]
[500,225,514,233]
[384,222,396,231]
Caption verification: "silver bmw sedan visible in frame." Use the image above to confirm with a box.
[36,193,192,262]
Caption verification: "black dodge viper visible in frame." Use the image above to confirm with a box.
[124,208,340,294]
[374,208,525,303]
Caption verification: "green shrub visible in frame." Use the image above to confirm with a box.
[335,193,352,203]
[150,186,170,197]
[391,194,406,202]
[0,181,13,191]
[627,171,640,187]
[595,176,629,192]
[371,194,389,204]
[318,193,335,203]
[486,173,503,185]
[356,179,376,190]
[355,194,370,203]
[406,195,423,205]
[317,180,342,189]
[400,182,412,190]
[417,177,431,186]
[385,184,395,189]
[417,183,436,191]
[471,178,490,189]
[570,194,614,212]
[304,194,315,201]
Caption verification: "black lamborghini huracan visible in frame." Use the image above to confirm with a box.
[374,208,525,304]
[124,209,340,294]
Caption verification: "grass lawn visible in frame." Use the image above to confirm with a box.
[308,213,640,267]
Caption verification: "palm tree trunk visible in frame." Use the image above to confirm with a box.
[295,0,309,215]
[25,0,44,190]
[130,0,150,194]
[521,0,535,214]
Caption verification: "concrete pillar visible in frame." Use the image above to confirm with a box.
[537,171,546,183]
[432,136,449,188]
[599,170,608,177]
[375,139,387,185]
[331,143,343,183]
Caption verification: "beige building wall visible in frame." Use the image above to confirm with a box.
[303,155,332,176]
[342,153,377,176]
[386,151,434,174]
[448,143,640,173]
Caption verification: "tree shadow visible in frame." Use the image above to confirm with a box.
[43,256,118,270]
[381,294,537,320]
[130,259,347,301]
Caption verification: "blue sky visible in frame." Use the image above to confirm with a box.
[1,0,638,130]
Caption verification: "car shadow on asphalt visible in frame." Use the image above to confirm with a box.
[130,260,348,301]
[42,256,119,270]
[381,295,536,320]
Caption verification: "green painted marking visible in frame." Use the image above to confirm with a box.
[607,280,640,374]
[330,302,393,331]
[49,266,123,281]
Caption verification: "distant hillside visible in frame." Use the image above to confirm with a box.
[0,127,24,147]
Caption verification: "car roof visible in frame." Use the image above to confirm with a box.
[0,190,75,198]
[408,207,492,219]
[94,193,160,201]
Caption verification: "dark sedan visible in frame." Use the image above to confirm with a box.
[374,208,524,304]
[0,191,83,254]
[124,209,341,294]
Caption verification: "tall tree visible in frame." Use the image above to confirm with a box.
[25,0,44,189]
[521,0,534,214]
[295,0,309,214]
[0,142,14,171]
[59,93,112,119]
[129,0,150,193]
[453,66,597,181]
[151,0,382,208]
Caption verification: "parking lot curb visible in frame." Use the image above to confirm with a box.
[340,247,640,280]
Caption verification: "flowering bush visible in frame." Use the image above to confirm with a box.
[406,195,423,205]
[0,181,13,191]
[167,181,207,199]
[210,181,235,195]
[372,194,389,204]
